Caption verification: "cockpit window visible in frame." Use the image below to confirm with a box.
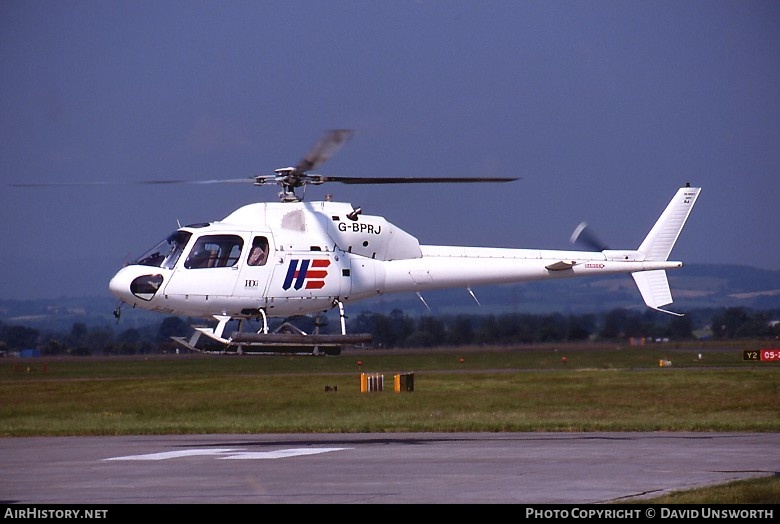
[134,231,192,269]
[184,235,244,269]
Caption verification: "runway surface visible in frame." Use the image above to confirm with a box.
[1,432,777,504]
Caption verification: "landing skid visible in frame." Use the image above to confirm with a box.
[171,301,372,356]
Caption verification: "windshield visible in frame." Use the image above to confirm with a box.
[133,230,192,269]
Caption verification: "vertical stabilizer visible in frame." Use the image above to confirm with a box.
[632,185,700,316]
[638,186,701,261]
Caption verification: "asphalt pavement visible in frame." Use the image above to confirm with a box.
[1,432,777,504]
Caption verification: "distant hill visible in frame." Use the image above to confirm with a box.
[1,264,779,332]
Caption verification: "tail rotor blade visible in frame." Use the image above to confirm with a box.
[570,222,609,251]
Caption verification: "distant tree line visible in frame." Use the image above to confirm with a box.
[1,307,778,356]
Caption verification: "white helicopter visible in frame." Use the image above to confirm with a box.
[106,130,701,355]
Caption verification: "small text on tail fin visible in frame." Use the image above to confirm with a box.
[638,185,701,261]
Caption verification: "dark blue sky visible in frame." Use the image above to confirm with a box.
[2,1,779,300]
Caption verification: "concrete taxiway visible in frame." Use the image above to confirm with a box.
[1,432,777,504]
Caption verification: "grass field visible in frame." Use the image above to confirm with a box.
[2,342,778,502]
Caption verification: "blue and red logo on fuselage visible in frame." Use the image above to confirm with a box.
[282,259,330,290]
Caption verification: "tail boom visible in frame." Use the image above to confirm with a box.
[349,186,700,316]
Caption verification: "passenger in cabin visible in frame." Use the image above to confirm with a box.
[247,237,269,266]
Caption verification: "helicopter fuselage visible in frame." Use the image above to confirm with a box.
[109,194,691,321]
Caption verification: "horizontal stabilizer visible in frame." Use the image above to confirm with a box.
[631,270,682,316]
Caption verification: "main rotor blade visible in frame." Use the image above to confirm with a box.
[10,175,518,189]
[294,129,354,174]
[313,176,519,185]
[10,178,256,188]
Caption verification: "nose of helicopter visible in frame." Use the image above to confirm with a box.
[109,266,135,302]
[109,266,164,303]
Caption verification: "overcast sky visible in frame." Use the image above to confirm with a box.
[2,0,779,301]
